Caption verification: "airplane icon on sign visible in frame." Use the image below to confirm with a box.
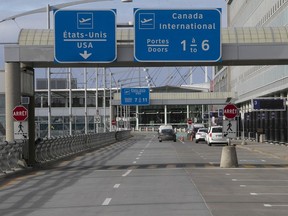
[139,13,155,29]
[141,18,153,24]
[79,18,91,23]
[77,12,93,29]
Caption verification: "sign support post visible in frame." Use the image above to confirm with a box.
[220,103,239,168]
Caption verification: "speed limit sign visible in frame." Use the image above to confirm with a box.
[94,116,101,123]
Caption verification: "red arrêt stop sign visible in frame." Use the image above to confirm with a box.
[13,105,28,121]
[223,103,238,119]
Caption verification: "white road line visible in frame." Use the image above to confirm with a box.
[264,204,288,207]
[225,173,231,176]
[122,170,132,177]
[251,192,288,196]
[233,179,288,182]
[136,157,140,160]
[114,184,120,188]
[102,198,112,206]
[240,185,247,187]
[133,161,137,164]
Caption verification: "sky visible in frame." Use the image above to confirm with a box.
[0,0,227,87]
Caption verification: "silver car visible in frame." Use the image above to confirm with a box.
[195,128,208,143]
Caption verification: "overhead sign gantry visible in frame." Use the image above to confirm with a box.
[134,9,222,62]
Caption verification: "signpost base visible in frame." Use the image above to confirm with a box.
[220,145,239,168]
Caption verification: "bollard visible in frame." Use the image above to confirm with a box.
[220,145,238,168]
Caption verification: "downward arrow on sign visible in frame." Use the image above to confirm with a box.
[80,51,92,59]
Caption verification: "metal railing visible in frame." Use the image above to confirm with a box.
[0,140,26,174]
[0,130,132,175]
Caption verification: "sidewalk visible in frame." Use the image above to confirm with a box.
[233,139,288,161]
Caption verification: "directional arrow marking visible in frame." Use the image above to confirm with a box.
[80,50,92,59]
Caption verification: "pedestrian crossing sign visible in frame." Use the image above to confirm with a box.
[223,120,237,139]
[14,121,29,140]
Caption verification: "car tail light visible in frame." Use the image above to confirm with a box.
[209,133,212,138]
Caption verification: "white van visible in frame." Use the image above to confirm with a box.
[158,124,173,133]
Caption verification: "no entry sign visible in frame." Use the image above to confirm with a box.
[13,105,28,121]
[223,103,238,119]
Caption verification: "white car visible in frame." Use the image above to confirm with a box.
[195,128,208,143]
[206,126,228,146]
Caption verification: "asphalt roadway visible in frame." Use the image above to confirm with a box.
[1,132,288,216]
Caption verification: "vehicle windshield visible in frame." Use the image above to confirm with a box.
[161,129,174,134]
[199,128,208,133]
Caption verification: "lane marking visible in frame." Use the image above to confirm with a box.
[133,161,137,164]
[102,198,112,206]
[136,157,140,160]
[233,179,288,182]
[264,204,288,207]
[240,185,247,187]
[122,170,132,177]
[114,184,120,188]
[251,192,288,196]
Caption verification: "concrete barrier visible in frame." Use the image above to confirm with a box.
[220,145,238,168]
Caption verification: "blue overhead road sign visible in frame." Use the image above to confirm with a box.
[121,88,150,106]
[134,9,221,62]
[54,10,116,63]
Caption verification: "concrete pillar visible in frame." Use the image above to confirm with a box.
[5,62,21,142]
[186,105,189,121]
[164,105,167,125]
[136,106,139,131]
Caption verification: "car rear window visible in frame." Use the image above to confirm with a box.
[199,128,208,133]
[162,129,174,134]
[212,127,222,133]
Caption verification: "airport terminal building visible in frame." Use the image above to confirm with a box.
[213,0,288,143]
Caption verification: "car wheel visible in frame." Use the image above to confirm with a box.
[174,139,176,142]
[159,139,162,142]
[208,142,211,146]
[195,139,199,143]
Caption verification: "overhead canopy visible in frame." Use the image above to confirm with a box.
[5,26,288,67]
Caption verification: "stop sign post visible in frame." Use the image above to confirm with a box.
[13,105,28,122]
[223,103,238,119]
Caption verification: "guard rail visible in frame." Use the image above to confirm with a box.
[0,140,26,174]
[0,130,132,175]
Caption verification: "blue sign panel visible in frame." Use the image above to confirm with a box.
[54,10,116,63]
[252,98,286,111]
[121,88,150,106]
[134,9,221,62]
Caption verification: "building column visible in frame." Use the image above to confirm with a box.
[5,62,21,142]
[136,106,139,131]
[164,105,167,125]
[186,105,189,121]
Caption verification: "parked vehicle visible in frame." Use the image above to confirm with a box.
[158,124,173,133]
[158,129,177,142]
[195,128,208,143]
[187,123,205,138]
[206,126,228,146]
